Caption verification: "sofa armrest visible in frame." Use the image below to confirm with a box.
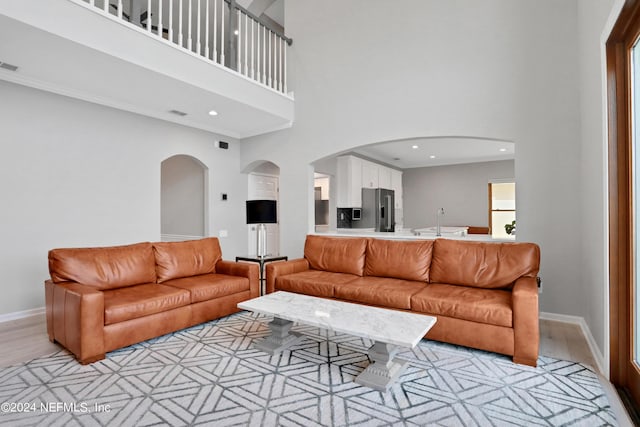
[44,279,105,364]
[512,276,539,366]
[265,258,310,294]
[216,260,260,298]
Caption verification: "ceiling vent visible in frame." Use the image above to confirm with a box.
[0,62,19,72]
[168,109,187,116]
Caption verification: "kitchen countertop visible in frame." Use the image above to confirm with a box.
[312,229,515,242]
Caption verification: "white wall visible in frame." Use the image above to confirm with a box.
[240,0,594,336]
[577,0,618,368]
[403,160,514,230]
[0,81,247,315]
[161,155,206,237]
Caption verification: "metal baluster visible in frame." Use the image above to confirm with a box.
[283,36,287,94]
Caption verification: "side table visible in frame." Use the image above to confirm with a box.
[235,255,288,295]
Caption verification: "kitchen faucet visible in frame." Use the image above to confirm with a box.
[436,208,445,236]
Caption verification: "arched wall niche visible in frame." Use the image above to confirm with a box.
[160,154,208,241]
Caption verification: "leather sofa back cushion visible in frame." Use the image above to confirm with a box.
[304,235,367,276]
[153,238,222,282]
[365,239,433,281]
[430,239,540,289]
[49,242,156,290]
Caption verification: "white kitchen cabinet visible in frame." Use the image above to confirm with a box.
[361,160,379,189]
[378,166,392,190]
[337,156,363,207]
[391,169,403,209]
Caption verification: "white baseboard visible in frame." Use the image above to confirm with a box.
[540,311,606,375]
[0,307,46,323]
[160,234,204,242]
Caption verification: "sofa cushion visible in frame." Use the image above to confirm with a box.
[334,277,427,310]
[411,283,513,327]
[365,239,433,282]
[304,235,367,276]
[49,242,156,290]
[153,238,222,283]
[163,273,249,303]
[103,283,191,325]
[276,270,359,298]
[430,239,540,289]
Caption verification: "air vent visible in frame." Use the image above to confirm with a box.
[0,62,19,72]
[168,109,187,116]
[218,141,229,149]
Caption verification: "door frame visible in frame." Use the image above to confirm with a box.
[606,0,640,410]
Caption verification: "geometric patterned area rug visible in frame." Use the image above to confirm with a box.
[0,311,616,426]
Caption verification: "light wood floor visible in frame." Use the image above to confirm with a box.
[0,315,633,425]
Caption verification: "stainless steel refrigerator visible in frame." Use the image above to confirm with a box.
[360,188,395,232]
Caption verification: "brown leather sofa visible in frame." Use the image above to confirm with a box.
[45,237,259,364]
[266,235,541,366]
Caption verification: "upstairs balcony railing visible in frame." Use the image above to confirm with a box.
[81,0,292,95]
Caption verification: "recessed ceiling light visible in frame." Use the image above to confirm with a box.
[499,148,507,152]
[234,30,239,35]
[412,145,419,149]
[208,110,218,116]
[429,155,436,159]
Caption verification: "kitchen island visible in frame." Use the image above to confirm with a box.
[312,229,515,242]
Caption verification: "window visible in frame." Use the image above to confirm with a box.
[489,182,516,239]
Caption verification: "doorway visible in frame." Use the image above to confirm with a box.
[607,0,640,413]
[160,155,207,241]
[247,172,280,256]
[314,173,330,232]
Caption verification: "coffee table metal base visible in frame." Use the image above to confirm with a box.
[254,317,408,391]
[254,317,303,355]
[354,341,408,392]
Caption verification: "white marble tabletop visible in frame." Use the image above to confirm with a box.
[238,291,436,348]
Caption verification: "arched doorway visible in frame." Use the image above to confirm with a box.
[244,161,280,256]
[161,155,208,241]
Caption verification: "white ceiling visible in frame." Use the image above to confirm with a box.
[352,137,515,169]
[0,2,293,139]
[263,0,284,27]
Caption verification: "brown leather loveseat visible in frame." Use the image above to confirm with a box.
[45,237,259,364]
[266,235,541,366]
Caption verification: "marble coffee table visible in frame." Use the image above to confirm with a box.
[238,291,436,392]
